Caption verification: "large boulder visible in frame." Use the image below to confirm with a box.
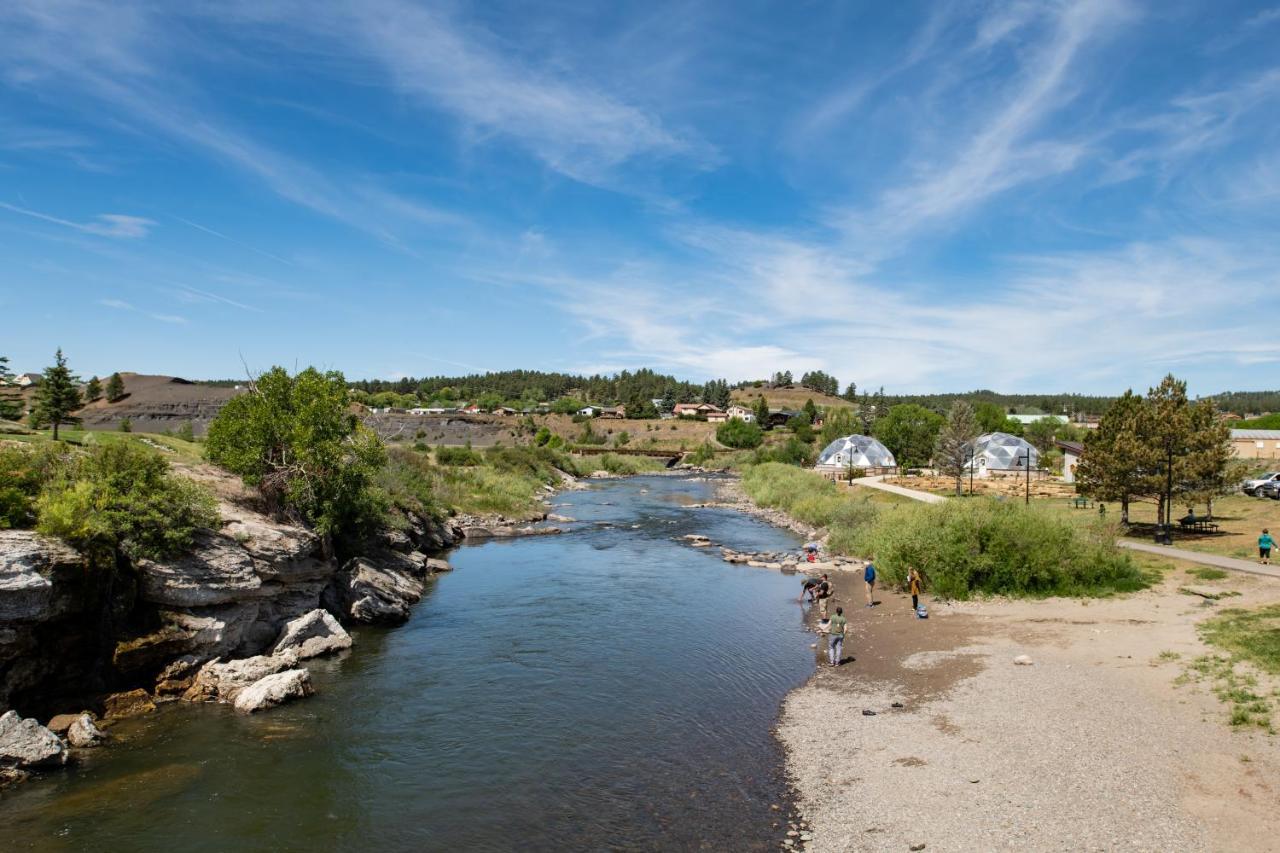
[271,609,352,660]
[103,688,157,719]
[323,555,426,626]
[0,710,66,767]
[0,531,85,623]
[133,530,266,607]
[67,714,106,748]
[232,669,313,714]
[184,652,299,703]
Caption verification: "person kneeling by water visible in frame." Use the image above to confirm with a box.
[827,607,846,666]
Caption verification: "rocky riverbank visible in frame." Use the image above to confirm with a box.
[0,460,469,790]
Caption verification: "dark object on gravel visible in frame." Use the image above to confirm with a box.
[862,709,877,716]
[891,702,904,708]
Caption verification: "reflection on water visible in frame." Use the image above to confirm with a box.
[2,475,813,851]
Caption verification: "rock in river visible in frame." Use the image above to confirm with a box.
[0,710,66,767]
[185,652,300,703]
[103,688,157,719]
[67,713,107,748]
[271,609,353,660]
[233,669,313,714]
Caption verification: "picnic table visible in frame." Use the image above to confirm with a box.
[1178,516,1221,534]
[1069,496,1093,509]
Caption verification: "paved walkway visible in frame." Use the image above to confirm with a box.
[1118,541,1280,580]
[849,477,1280,582]
[848,475,945,504]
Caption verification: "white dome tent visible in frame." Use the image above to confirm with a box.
[966,432,1039,477]
[814,435,897,478]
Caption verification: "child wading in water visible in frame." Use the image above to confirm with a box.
[1261,529,1275,566]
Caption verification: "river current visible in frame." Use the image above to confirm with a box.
[3,475,814,851]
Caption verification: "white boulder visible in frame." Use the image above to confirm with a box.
[233,669,313,714]
[67,714,106,748]
[271,609,352,660]
[0,710,66,767]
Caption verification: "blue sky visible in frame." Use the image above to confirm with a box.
[1,0,1278,395]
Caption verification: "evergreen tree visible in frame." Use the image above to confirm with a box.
[934,400,980,496]
[802,398,818,424]
[0,355,20,420]
[660,386,676,414]
[85,375,103,402]
[34,348,82,441]
[753,395,770,426]
[1173,397,1234,519]
[1075,390,1153,524]
[842,381,858,402]
[106,372,126,402]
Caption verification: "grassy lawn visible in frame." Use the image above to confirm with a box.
[1,428,206,463]
[1182,603,1280,731]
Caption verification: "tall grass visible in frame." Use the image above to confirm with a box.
[586,453,668,475]
[740,462,1149,599]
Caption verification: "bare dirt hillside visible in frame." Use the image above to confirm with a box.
[731,385,852,412]
[76,374,243,435]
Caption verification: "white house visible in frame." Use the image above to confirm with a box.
[726,404,755,422]
[1006,413,1067,426]
[16,373,40,387]
[1057,440,1084,483]
[579,406,601,417]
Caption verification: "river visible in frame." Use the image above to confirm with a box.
[2,475,815,851]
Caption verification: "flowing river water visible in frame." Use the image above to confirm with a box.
[3,475,815,851]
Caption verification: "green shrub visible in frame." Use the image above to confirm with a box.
[741,463,877,534]
[716,418,763,449]
[119,418,131,433]
[852,499,1146,599]
[685,442,718,466]
[753,437,814,466]
[593,453,666,475]
[436,445,482,466]
[534,426,552,446]
[36,442,219,559]
[0,444,61,529]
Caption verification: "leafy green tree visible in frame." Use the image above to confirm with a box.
[1139,375,1195,527]
[0,355,20,420]
[1023,417,1062,453]
[205,366,386,551]
[106,372,126,403]
[1173,397,1233,519]
[1075,390,1153,524]
[788,416,815,443]
[716,417,764,449]
[85,375,103,402]
[802,398,818,424]
[819,407,858,446]
[974,401,1022,435]
[934,400,980,496]
[626,397,658,419]
[872,404,944,468]
[34,348,82,441]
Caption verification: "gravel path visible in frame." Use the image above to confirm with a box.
[777,577,1280,852]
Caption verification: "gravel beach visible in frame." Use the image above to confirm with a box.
[778,565,1280,852]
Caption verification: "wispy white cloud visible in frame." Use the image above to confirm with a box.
[0,202,155,238]
[96,295,187,324]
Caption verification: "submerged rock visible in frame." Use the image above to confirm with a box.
[233,669,313,714]
[271,609,352,660]
[0,710,66,767]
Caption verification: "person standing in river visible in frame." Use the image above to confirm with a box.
[815,574,833,618]
[827,607,846,666]
[863,559,876,608]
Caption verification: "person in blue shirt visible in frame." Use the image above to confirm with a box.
[863,558,877,608]
[1261,528,1275,566]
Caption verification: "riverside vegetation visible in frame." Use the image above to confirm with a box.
[740,462,1149,599]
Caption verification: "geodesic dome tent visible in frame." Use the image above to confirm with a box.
[814,435,896,474]
[967,432,1038,474]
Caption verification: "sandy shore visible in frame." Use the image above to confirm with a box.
[778,563,1280,852]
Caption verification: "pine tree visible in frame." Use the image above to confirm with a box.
[934,400,980,496]
[1075,390,1154,525]
[106,372,125,403]
[35,348,82,441]
[802,398,818,424]
[753,395,770,426]
[85,375,103,402]
[842,381,858,402]
[0,354,20,420]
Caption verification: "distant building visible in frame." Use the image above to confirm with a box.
[1056,439,1084,484]
[461,404,483,415]
[726,404,755,422]
[1232,429,1280,460]
[766,410,800,428]
[16,373,40,387]
[705,411,729,423]
[673,403,722,418]
[813,435,896,478]
[579,406,601,418]
[598,406,625,419]
[965,432,1040,477]
[495,406,518,416]
[1007,413,1067,426]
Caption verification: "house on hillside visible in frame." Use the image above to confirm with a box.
[726,404,755,422]
[16,373,40,387]
[1232,429,1280,460]
[579,405,601,418]
[706,411,729,423]
[965,432,1041,477]
[1056,439,1084,484]
[598,406,625,419]
[814,434,896,478]
[673,403,722,418]
[495,406,518,416]
[461,404,483,415]
[766,410,800,428]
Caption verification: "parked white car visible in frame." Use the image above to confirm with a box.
[1243,472,1280,495]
